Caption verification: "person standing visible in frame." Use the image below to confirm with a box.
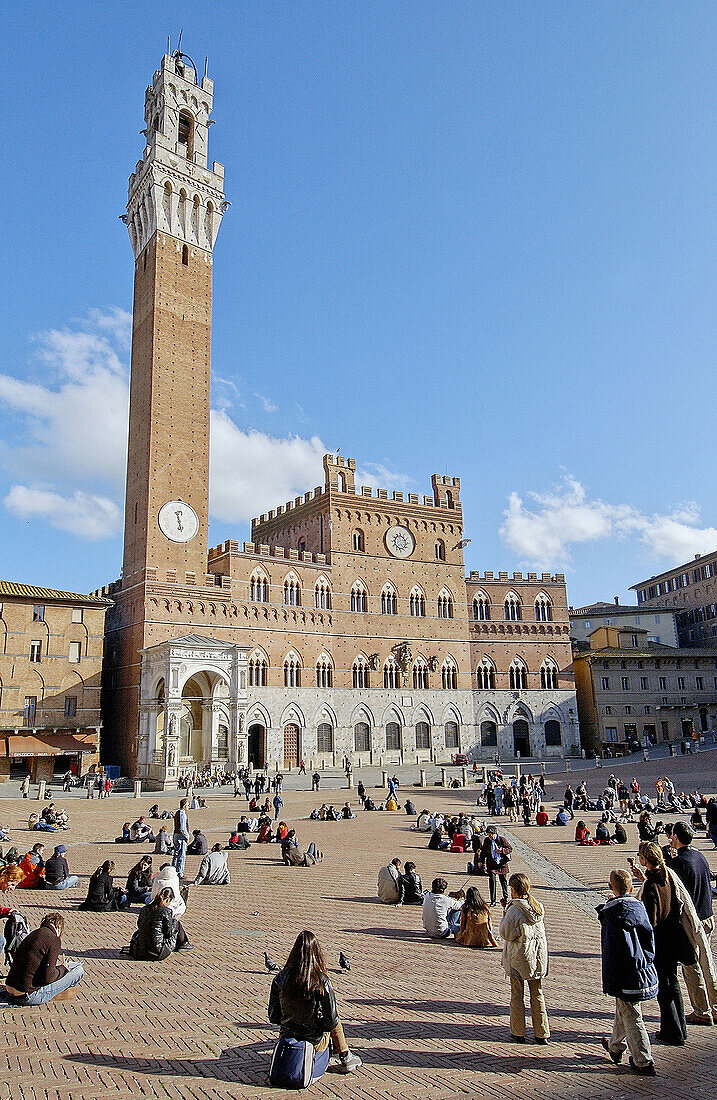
[481,825,512,906]
[499,873,550,1044]
[669,821,717,1025]
[312,772,321,792]
[564,784,575,820]
[172,798,190,880]
[273,792,284,821]
[597,869,657,1076]
[20,774,31,799]
[298,759,306,775]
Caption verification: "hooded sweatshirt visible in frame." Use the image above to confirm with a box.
[597,894,658,1002]
[149,865,186,917]
[499,896,548,980]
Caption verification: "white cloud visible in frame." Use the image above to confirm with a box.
[209,412,326,522]
[4,485,121,540]
[254,392,278,414]
[356,462,414,493]
[84,307,132,351]
[501,476,717,569]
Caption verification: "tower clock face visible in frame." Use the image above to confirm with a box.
[385,525,415,558]
[158,500,199,543]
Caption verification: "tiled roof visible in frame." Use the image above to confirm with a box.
[0,580,111,606]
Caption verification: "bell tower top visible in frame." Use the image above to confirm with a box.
[125,51,227,259]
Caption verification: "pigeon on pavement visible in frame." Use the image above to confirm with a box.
[264,952,281,974]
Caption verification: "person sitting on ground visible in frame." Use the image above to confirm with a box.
[340,803,355,820]
[249,796,260,813]
[3,912,84,1006]
[282,830,323,867]
[42,845,79,891]
[148,804,161,819]
[128,887,193,959]
[638,812,660,843]
[257,820,273,843]
[268,930,361,1086]
[575,820,593,844]
[149,862,186,916]
[326,805,341,822]
[154,825,173,855]
[398,861,423,906]
[363,796,376,811]
[275,820,289,842]
[455,887,499,948]
[428,824,450,851]
[126,856,153,903]
[228,829,251,850]
[130,816,155,844]
[115,822,132,844]
[613,821,628,844]
[554,807,569,826]
[416,808,431,831]
[385,794,399,811]
[536,805,549,827]
[18,844,46,888]
[404,799,417,816]
[691,807,706,831]
[0,862,24,892]
[81,860,128,912]
[186,829,208,856]
[377,858,403,904]
[595,820,611,845]
[422,877,465,939]
[236,815,251,833]
[193,843,231,885]
[318,804,328,821]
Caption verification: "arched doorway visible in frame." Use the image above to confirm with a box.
[283,723,301,769]
[248,723,266,769]
[513,719,530,757]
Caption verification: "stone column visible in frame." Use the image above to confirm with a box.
[201,703,214,767]
[419,769,427,787]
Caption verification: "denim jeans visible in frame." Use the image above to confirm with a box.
[24,961,84,1006]
[172,836,188,878]
[43,875,79,890]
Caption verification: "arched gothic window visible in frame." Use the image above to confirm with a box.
[540,658,559,690]
[383,656,399,689]
[475,657,496,690]
[412,657,429,690]
[381,584,397,615]
[409,587,426,617]
[437,588,454,619]
[473,591,490,621]
[250,570,269,603]
[435,539,445,561]
[352,655,370,689]
[316,654,333,689]
[504,592,522,621]
[314,577,331,610]
[444,721,459,749]
[350,581,368,613]
[509,658,528,690]
[480,719,498,746]
[415,721,431,749]
[441,658,458,690]
[535,592,553,622]
[248,651,268,687]
[352,529,365,552]
[283,652,302,687]
[386,722,402,750]
[283,574,301,606]
[354,722,370,753]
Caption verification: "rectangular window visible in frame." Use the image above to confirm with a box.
[71,607,83,623]
[29,640,42,663]
[601,676,610,690]
[644,705,651,715]
[624,705,632,715]
[621,677,630,690]
[386,723,402,751]
[69,641,81,664]
[33,605,45,621]
[604,706,612,715]
[659,676,667,690]
[604,727,618,742]
[640,677,648,690]
[696,676,704,690]
[415,723,431,750]
[677,676,685,690]
[316,723,334,753]
[23,696,37,725]
[64,696,77,718]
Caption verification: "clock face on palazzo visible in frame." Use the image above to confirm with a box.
[385,525,415,558]
[158,500,199,543]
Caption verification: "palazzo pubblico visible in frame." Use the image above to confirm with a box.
[98,51,578,788]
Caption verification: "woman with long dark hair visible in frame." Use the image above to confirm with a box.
[268,930,361,1087]
[80,860,128,911]
[128,887,192,960]
[456,887,498,948]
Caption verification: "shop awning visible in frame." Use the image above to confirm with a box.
[5,733,98,758]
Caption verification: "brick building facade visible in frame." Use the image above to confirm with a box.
[100,50,577,787]
[631,549,717,647]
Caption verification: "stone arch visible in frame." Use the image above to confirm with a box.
[280,703,306,729]
[312,701,338,728]
[350,702,376,727]
[380,703,406,727]
[441,703,463,725]
[504,699,535,724]
[413,702,435,725]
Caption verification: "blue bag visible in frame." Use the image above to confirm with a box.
[269,1036,330,1089]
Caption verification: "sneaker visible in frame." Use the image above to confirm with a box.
[601,1036,622,1064]
[654,1032,684,1046]
[686,1012,713,1025]
[336,1052,362,1073]
[629,1058,656,1077]
[177,941,195,951]
[534,1037,549,1045]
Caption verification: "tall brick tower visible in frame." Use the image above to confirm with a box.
[122,50,226,589]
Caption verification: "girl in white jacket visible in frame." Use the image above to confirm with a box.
[499,872,550,1043]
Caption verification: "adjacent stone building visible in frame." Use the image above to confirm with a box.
[632,550,717,647]
[0,581,110,782]
[99,49,578,787]
[570,599,679,648]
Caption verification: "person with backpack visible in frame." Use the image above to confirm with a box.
[268,930,361,1086]
[481,826,512,906]
[2,909,29,967]
[4,912,84,1005]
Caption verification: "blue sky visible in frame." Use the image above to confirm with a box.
[1,2,717,607]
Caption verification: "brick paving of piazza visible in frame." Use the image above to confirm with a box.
[2,751,717,1100]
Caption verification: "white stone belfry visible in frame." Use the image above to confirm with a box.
[125,52,227,259]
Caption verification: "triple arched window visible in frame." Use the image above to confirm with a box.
[314,577,331,610]
[509,658,528,690]
[248,651,268,687]
[350,581,368,613]
[409,587,426,617]
[441,658,458,689]
[381,584,398,615]
[535,592,553,622]
[504,592,522,621]
[316,654,333,688]
[352,655,370,689]
[283,574,301,606]
[250,570,269,602]
[384,656,400,689]
[473,591,490,621]
[412,657,429,689]
[540,658,559,689]
[283,652,302,687]
[475,656,496,690]
[437,588,454,619]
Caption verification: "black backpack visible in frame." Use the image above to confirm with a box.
[3,910,30,965]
